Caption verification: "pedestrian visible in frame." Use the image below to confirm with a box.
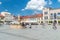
[52,20,57,30]
[41,22,45,28]
[29,23,32,29]
[21,22,26,28]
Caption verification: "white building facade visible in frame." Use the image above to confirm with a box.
[1,12,14,22]
[20,14,43,24]
[43,8,60,24]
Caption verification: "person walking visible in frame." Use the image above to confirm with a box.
[52,20,57,30]
[21,22,26,28]
[29,23,31,29]
[41,22,45,28]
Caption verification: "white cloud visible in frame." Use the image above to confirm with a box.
[0,2,2,5]
[21,9,25,11]
[49,0,52,5]
[58,0,60,2]
[24,0,47,10]
[5,9,8,11]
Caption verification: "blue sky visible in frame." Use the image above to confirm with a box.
[0,0,60,16]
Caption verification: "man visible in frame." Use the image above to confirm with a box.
[21,22,26,28]
[41,22,45,28]
[29,23,31,29]
[52,20,57,30]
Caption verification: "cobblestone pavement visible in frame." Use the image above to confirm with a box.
[0,24,60,40]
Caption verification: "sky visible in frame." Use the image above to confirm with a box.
[0,0,60,16]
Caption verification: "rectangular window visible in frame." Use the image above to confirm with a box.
[44,12,48,14]
[50,13,54,19]
[44,16,48,19]
[41,17,43,20]
[58,13,60,15]
[50,13,53,16]
[57,16,60,19]
[50,17,54,19]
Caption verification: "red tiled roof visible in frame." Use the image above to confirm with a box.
[20,16,31,19]
[20,14,43,19]
[35,14,43,17]
[0,14,4,17]
[31,14,43,18]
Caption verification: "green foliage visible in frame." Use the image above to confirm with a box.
[49,21,53,23]
[0,21,3,23]
[58,21,60,23]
